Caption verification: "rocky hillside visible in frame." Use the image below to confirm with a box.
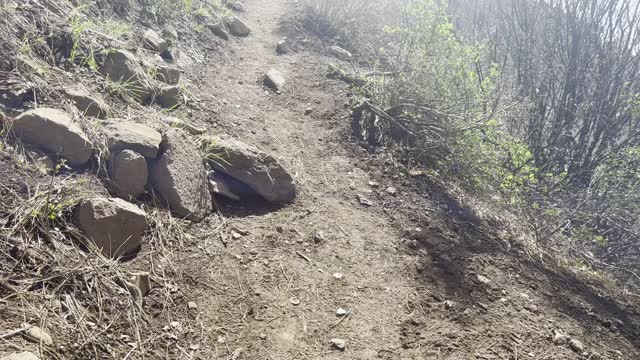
[1,0,640,359]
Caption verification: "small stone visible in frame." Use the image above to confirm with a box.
[525,304,538,312]
[259,333,267,340]
[155,63,180,85]
[276,38,291,55]
[477,302,489,311]
[188,301,198,309]
[276,226,284,233]
[162,26,179,45]
[357,194,373,207]
[225,16,251,36]
[313,231,325,244]
[156,85,181,108]
[189,344,200,351]
[333,272,343,279]
[289,297,300,306]
[24,326,53,346]
[232,231,242,240]
[569,338,584,353]
[552,330,567,345]
[330,338,346,351]
[444,300,455,309]
[368,181,380,188]
[263,69,286,92]
[170,321,180,329]
[476,274,491,284]
[304,107,313,115]
[386,186,397,195]
[217,335,226,343]
[143,29,169,54]
[336,308,348,316]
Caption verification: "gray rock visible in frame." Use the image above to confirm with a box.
[74,197,147,258]
[24,326,53,346]
[263,69,286,92]
[62,87,109,119]
[569,338,584,353]
[155,63,180,85]
[103,120,162,158]
[330,338,346,351]
[276,38,290,55]
[206,137,296,203]
[111,150,148,199]
[386,186,397,195]
[150,128,212,222]
[162,26,178,45]
[1,352,40,360]
[226,16,251,36]
[143,29,169,54]
[13,108,93,167]
[156,85,181,108]
[207,22,229,41]
[329,45,352,60]
[444,300,456,309]
[100,49,153,102]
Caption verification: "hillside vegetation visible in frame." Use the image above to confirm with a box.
[301,0,640,291]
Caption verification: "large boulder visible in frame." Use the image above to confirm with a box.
[62,87,110,119]
[74,197,147,258]
[150,128,212,222]
[111,150,148,199]
[100,49,153,102]
[103,120,162,158]
[143,29,169,54]
[206,137,296,203]
[12,108,93,167]
[225,16,251,37]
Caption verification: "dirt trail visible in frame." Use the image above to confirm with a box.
[178,0,640,359]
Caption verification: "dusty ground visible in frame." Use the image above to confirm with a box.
[2,0,640,359]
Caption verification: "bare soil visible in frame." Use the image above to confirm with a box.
[168,0,640,359]
[2,0,640,359]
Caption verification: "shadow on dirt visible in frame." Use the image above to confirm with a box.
[406,180,640,352]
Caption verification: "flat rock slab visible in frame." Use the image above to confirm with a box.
[74,197,147,258]
[111,150,148,199]
[103,120,162,158]
[150,128,212,222]
[207,137,296,203]
[13,108,93,167]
